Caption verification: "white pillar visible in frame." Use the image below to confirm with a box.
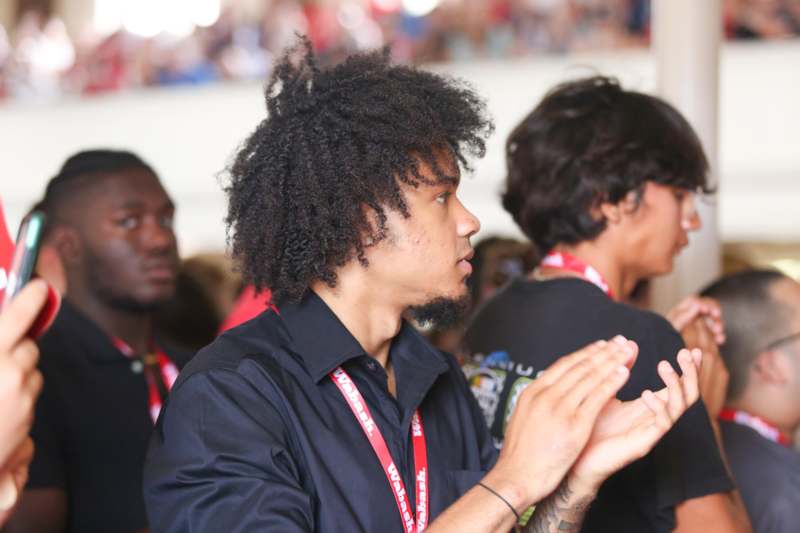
[650,0,723,313]
[0,2,15,33]
[53,0,94,40]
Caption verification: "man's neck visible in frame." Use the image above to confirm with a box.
[66,285,153,355]
[728,393,799,438]
[311,272,404,369]
[545,241,636,300]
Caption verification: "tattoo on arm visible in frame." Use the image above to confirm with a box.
[524,480,594,533]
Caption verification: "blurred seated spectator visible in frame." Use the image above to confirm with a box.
[3,1,799,103]
[467,235,537,308]
[5,149,190,533]
[729,0,795,38]
[701,269,800,533]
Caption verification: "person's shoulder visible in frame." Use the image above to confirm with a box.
[721,423,800,529]
[174,309,288,389]
[619,304,682,345]
[723,422,800,472]
[35,303,96,364]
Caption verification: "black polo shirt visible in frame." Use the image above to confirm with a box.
[28,301,189,533]
[144,291,498,532]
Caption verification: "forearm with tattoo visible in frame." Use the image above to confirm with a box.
[523,479,595,533]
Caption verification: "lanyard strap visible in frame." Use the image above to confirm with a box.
[330,367,429,532]
[719,407,792,447]
[112,337,179,423]
[541,251,614,299]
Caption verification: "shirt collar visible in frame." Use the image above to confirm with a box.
[278,291,449,384]
[46,300,127,363]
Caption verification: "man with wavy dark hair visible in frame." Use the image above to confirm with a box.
[464,77,751,532]
[145,42,701,533]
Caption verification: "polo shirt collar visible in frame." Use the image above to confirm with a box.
[52,300,125,364]
[278,291,449,384]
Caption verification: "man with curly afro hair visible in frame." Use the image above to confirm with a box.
[144,39,701,533]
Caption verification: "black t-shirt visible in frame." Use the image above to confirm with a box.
[721,420,800,533]
[463,278,734,533]
[27,301,190,533]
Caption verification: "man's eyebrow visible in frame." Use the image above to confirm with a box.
[437,172,461,187]
[114,200,145,210]
[113,199,175,211]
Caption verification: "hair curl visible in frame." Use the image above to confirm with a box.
[224,38,493,304]
[503,76,713,255]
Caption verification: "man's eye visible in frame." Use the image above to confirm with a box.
[160,214,174,229]
[117,216,139,229]
[436,192,451,205]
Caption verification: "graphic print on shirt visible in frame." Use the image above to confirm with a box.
[503,376,534,433]
[466,351,509,429]
[466,350,539,431]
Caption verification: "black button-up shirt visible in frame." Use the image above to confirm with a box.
[144,291,498,532]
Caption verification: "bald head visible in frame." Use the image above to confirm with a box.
[700,270,795,401]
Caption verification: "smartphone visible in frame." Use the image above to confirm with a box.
[1,211,46,310]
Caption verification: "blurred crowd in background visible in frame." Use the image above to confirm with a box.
[1,0,800,102]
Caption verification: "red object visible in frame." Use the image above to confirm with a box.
[0,199,61,337]
[718,407,792,447]
[219,285,274,333]
[111,337,180,424]
[330,367,429,532]
[540,251,614,299]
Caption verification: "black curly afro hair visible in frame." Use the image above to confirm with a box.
[224,38,493,305]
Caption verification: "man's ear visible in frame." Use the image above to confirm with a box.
[49,226,82,267]
[752,349,791,386]
[598,190,638,225]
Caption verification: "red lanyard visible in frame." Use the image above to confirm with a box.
[111,337,179,424]
[330,367,429,532]
[719,408,792,447]
[541,251,614,299]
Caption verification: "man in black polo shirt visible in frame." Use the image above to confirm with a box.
[145,41,701,532]
[701,270,800,532]
[5,150,186,533]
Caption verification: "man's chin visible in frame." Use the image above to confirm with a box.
[97,288,174,314]
[407,294,471,329]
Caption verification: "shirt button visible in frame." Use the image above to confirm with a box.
[366,359,377,371]
[130,360,144,374]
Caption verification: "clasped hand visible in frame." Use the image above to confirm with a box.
[490,336,701,509]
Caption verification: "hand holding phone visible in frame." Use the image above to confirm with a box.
[1,212,45,311]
